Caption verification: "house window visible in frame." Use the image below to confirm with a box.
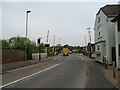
[98,26,102,38]
[98,17,101,23]
[99,32,101,37]
[118,19,120,32]
[97,46,100,51]
[106,19,108,22]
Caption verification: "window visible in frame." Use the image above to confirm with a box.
[106,19,108,22]
[97,46,100,51]
[98,26,102,38]
[98,17,101,23]
[99,32,101,37]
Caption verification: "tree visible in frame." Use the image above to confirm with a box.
[31,41,38,53]
[9,36,31,50]
[47,47,53,56]
[9,37,18,49]
[40,43,45,53]
[1,40,9,50]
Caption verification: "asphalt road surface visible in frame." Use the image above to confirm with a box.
[3,54,118,88]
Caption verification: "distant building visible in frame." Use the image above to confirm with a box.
[111,15,120,69]
[87,43,95,58]
[94,5,119,65]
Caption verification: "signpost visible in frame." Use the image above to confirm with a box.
[37,37,42,61]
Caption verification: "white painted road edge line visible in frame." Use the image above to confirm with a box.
[0,63,60,88]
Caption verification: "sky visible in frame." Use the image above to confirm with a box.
[1,0,119,46]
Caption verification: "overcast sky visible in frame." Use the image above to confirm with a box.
[1,1,119,46]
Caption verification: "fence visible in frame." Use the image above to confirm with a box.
[1,50,25,64]
[32,53,47,60]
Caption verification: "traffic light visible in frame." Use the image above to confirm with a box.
[37,39,40,45]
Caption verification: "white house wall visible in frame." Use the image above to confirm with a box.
[94,10,115,65]
[94,10,108,63]
[107,18,115,64]
[115,21,120,69]
[95,43,102,62]
[95,11,108,42]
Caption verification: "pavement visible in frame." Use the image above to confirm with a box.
[1,53,119,88]
[79,54,118,88]
[81,54,120,88]
[97,62,120,88]
[2,55,60,72]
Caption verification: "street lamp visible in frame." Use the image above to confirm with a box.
[26,10,31,60]
[26,10,31,38]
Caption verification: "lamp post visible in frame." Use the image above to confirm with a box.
[26,10,31,60]
[26,10,31,38]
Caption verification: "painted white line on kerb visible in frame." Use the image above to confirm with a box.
[0,64,60,88]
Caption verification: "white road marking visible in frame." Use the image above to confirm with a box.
[0,63,60,88]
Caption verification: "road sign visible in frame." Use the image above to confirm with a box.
[45,44,50,48]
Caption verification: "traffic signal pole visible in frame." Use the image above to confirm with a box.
[38,37,42,61]
[39,42,41,61]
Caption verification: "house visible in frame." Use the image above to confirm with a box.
[111,15,120,69]
[94,5,119,65]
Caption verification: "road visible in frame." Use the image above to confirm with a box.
[2,54,118,88]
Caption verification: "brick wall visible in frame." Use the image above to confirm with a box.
[1,50,25,64]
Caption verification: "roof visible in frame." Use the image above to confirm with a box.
[96,4,120,17]
[111,15,120,22]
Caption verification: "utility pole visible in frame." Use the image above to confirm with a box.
[53,35,55,56]
[84,35,87,48]
[84,35,87,55]
[59,37,61,54]
[59,38,60,45]
[46,30,49,57]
